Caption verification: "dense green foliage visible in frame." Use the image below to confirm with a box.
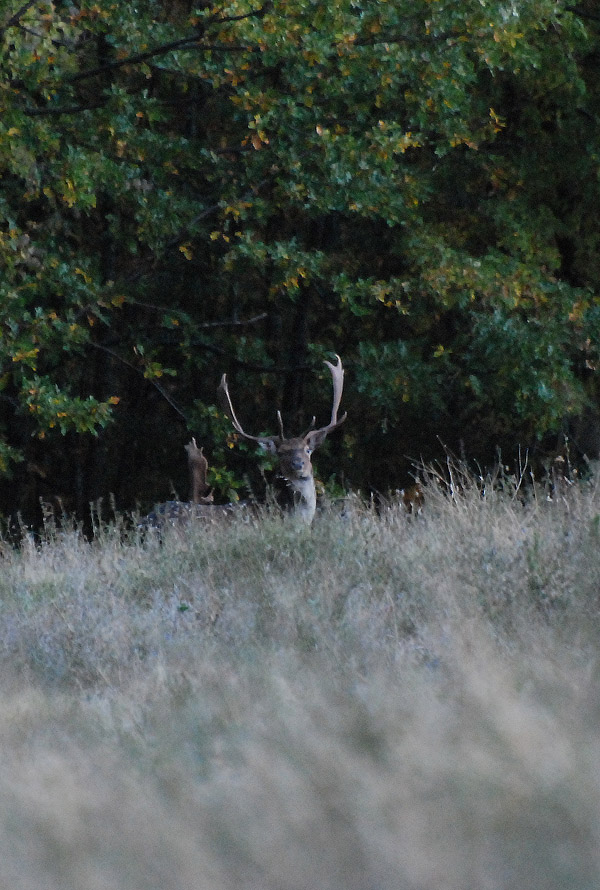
[1,0,600,520]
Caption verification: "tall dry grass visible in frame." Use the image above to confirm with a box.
[1,471,600,889]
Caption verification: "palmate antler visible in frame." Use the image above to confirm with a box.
[305,354,347,450]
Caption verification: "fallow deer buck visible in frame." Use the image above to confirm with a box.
[218,354,347,523]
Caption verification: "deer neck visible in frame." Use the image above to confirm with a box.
[288,475,317,523]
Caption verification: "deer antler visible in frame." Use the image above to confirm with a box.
[324,354,346,427]
[218,374,280,453]
[277,410,285,440]
[305,354,347,450]
[219,356,346,449]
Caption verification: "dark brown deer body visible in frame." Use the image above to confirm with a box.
[140,439,234,528]
[218,355,346,523]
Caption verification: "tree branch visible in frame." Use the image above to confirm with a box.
[91,310,270,418]
[198,312,268,329]
[354,30,450,47]
[65,9,271,86]
[24,101,106,117]
[91,342,189,420]
[565,5,600,22]
[66,35,255,84]
[0,1,37,36]
[164,178,271,251]
[192,341,318,376]
[208,4,272,26]
[65,3,271,83]
[127,301,268,330]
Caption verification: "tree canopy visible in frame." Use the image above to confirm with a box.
[1,0,599,521]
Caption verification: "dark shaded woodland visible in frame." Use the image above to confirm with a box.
[1,1,600,527]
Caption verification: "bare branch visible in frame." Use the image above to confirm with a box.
[63,3,271,84]
[198,313,268,330]
[165,179,271,251]
[68,36,216,83]
[209,4,272,26]
[24,101,106,117]
[91,342,188,420]
[565,6,600,22]
[124,298,267,331]
[0,1,37,36]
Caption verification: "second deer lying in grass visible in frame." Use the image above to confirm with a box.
[140,438,240,527]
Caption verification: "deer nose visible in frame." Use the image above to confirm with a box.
[291,455,305,471]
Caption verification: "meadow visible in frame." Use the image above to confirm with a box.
[1,470,600,890]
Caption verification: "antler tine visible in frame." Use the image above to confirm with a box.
[277,409,285,440]
[218,373,278,448]
[301,415,317,437]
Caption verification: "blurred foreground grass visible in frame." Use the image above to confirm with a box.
[1,473,600,889]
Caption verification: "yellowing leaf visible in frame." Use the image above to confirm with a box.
[75,267,92,283]
[13,348,39,363]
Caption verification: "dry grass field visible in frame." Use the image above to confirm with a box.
[1,470,600,889]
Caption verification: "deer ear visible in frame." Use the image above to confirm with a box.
[304,429,328,452]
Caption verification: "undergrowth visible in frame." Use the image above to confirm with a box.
[1,470,600,889]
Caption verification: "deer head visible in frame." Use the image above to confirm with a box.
[184,437,214,504]
[140,440,223,529]
[218,355,346,523]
